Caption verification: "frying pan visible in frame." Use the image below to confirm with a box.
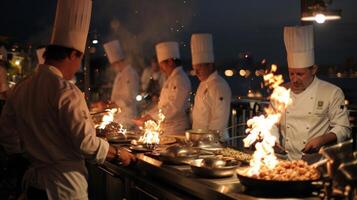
[236,167,321,193]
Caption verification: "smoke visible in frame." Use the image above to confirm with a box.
[93,0,195,71]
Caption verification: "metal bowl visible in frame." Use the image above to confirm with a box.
[158,145,200,165]
[185,129,221,143]
[190,158,240,178]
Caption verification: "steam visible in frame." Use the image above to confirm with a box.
[95,0,195,70]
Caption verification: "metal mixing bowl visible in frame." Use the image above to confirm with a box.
[190,158,240,178]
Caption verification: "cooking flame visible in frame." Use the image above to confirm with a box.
[138,109,165,145]
[243,64,291,176]
[96,108,119,129]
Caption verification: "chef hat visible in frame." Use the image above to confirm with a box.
[103,40,125,64]
[0,46,7,61]
[155,41,180,63]
[191,33,214,65]
[36,47,46,64]
[284,25,314,68]
[50,0,92,53]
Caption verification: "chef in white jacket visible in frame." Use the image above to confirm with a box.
[190,33,232,139]
[134,42,192,135]
[0,0,135,199]
[103,40,139,128]
[275,25,351,161]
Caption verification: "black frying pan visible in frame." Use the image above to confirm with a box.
[236,169,321,193]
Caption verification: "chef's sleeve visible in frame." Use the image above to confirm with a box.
[58,87,109,164]
[0,97,22,154]
[328,88,351,143]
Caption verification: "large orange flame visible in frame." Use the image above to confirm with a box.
[96,108,119,129]
[138,109,165,145]
[243,64,291,176]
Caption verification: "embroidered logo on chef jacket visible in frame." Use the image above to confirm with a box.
[317,101,324,110]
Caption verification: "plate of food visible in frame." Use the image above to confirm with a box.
[215,147,252,164]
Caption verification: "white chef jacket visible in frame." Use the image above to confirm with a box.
[111,64,139,128]
[192,71,232,138]
[149,66,191,135]
[277,77,351,160]
[0,64,109,200]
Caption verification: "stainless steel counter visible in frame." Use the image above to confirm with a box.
[90,153,322,200]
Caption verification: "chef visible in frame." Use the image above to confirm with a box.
[275,25,351,161]
[0,0,136,199]
[103,40,139,128]
[190,33,232,139]
[134,41,191,135]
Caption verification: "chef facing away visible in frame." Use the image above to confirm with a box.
[0,0,136,199]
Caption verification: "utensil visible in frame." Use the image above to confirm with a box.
[190,158,240,178]
[339,160,357,182]
[158,145,200,165]
[236,167,321,192]
[319,139,353,161]
[129,144,154,152]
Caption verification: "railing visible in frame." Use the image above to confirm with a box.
[227,97,269,149]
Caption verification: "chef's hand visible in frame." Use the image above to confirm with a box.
[302,133,338,154]
[302,136,323,154]
[274,143,287,155]
[119,148,136,166]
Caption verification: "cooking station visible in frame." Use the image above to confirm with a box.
[87,99,356,200]
[87,150,323,200]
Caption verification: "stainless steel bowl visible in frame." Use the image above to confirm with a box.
[185,129,221,143]
[185,129,224,150]
[158,145,200,165]
[190,158,240,178]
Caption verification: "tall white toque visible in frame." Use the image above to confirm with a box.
[155,41,180,63]
[284,25,314,68]
[50,0,92,53]
[36,47,46,64]
[191,33,214,65]
[103,40,125,64]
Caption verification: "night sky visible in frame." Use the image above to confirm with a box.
[1,0,357,67]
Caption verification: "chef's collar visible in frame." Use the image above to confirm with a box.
[41,64,64,78]
[118,64,129,73]
[203,70,218,83]
[164,66,182,83]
